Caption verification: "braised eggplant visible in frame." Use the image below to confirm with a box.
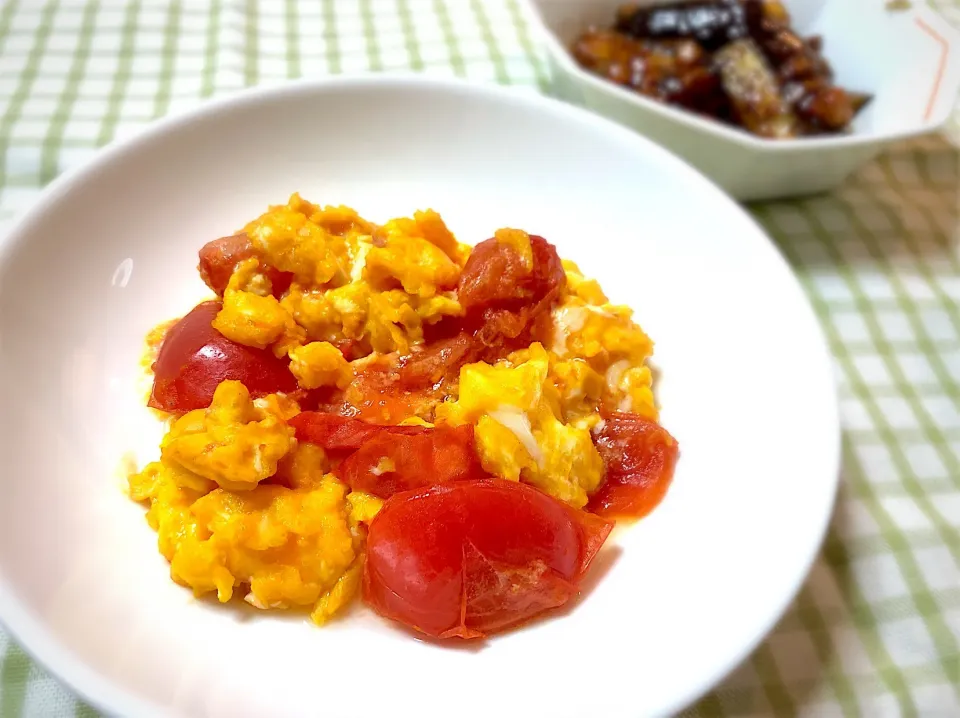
[574,0,871,139]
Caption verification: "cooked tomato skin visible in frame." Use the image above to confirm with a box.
[587,413,679,518]
[364,479,613,639]
[149,301,297,412]
[289,411,428,451]
[197,233,292,297]
[291,413,485,498]
[337,425,486,498]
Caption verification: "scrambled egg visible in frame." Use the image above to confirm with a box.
[216,193,468,358]
[132,198,659,625]
[546,292,657,420]
[161,382,295,492]
[437,344,605,508]
[130,460,359,616]
[130,382,375,623]
[288,342,350,390]
[214,258,304,354]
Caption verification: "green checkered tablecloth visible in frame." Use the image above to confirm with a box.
[0,1,958,716]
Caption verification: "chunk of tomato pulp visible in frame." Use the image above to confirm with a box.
[291,413,488,499]
[337,425,486,498]
[149,301,297,412]
[457,234,565,316]
[364,479,613,639]
[587,413,679,518]
[393,234,568,390]
[289,411,428,452]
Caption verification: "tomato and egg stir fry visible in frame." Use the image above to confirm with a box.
[129,194,678,639]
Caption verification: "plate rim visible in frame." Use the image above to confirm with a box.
[0,73,841,718]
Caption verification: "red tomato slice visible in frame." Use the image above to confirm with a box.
[364,479,613,639]
[197,233,292,297]
[149,301,297,412]
[587,413,679,518]
[336,424,486,498]
[289,411,428,451]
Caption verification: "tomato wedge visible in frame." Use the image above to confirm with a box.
[197,233,292,297]
[289,411,429,452]
[149,301,297,412]
[364,479,613,639]
[337,425,486,498]
[587,413,679,518]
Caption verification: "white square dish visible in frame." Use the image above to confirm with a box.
[528,0,960,200]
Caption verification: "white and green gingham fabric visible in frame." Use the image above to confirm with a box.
[0,1,958,716]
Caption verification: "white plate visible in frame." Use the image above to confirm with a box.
[0,76,840,718]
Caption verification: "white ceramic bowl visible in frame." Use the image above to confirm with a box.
[0,76,840,718]
[529,0,960,200]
